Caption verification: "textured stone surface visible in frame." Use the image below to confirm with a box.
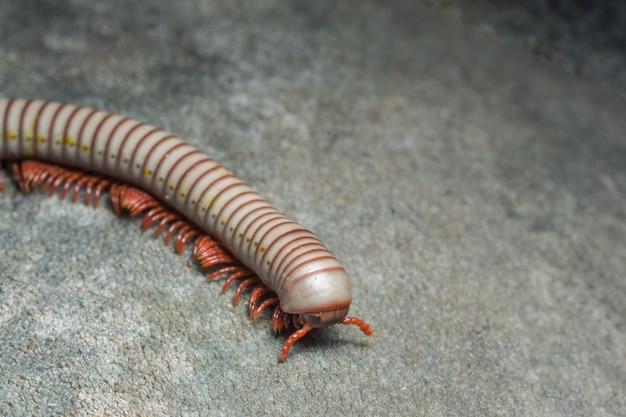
[1,1,624,415]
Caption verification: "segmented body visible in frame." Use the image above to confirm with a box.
[1,98,370,360]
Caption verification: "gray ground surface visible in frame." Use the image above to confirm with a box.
[1,1,625,416]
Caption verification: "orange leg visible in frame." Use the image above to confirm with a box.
[280,322,314,362]
[341,317,373,336]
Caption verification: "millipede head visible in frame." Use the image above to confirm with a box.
[300,307,351,328]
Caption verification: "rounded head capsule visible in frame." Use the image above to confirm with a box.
[278,266,352,327]
[301,307,350,328]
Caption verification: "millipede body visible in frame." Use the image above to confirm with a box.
[0,98,371,361]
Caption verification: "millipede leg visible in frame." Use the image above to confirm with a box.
[280,322,314,362]
[341,317,373,336]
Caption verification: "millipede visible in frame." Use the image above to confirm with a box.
[0,98,371,361]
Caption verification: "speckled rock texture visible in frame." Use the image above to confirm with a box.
[1,1,624,415]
